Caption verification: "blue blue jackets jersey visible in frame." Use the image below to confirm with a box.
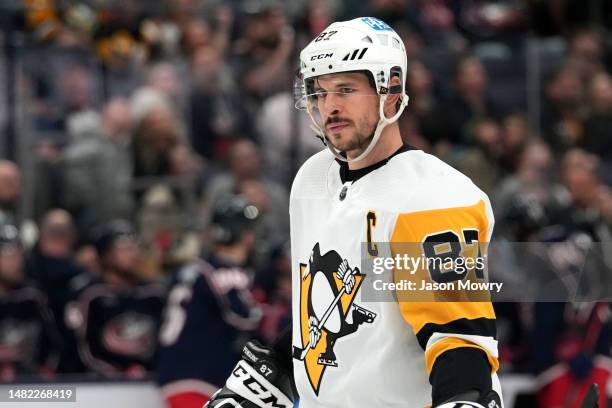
[0,284,61,376]
[70,280,166,374]
[157,256,261,388]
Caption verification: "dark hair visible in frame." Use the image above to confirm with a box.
[92,220,136,257]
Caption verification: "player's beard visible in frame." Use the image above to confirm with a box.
[325,115,377,157]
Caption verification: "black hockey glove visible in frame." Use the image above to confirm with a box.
[434,389,502,408]
[204,340,295,408]
[435,384,600,408]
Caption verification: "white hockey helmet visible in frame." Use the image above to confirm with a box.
[296,17,409,162]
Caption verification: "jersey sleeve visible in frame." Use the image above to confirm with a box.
[390,197,499,396]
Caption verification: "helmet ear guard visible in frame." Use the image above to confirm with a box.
[388,66,404,95]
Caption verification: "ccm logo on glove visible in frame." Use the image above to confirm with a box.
[227,361,292,408]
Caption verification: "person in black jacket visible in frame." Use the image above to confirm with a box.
[25,209,90,374]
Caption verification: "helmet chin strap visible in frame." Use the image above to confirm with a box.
[307,93,409,163]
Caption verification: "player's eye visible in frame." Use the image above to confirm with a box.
[313,91,327,100]
[339,87,355,95]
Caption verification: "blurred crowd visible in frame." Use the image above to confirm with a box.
[0,0,611,406]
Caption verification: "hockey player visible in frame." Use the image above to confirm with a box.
[157,195,262,408]
[67,220,166,377]
[206,17,502,407]
[0,224,61,380]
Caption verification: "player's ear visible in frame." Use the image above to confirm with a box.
[383,75,402,117]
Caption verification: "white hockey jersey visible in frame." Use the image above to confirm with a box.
[290,146,500,407]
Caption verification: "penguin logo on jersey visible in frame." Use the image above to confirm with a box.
[293,243,376,395]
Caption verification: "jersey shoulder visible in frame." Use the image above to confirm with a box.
[290,148,336,202]
[392,149,477,189]
[388,149,491,212]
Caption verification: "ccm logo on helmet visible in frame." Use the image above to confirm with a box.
[231,364,290,408]
[310,52,334,61]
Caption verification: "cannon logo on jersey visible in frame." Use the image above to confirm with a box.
[0,319,38,362]
[102,312,156,358]
[294,243,376,395]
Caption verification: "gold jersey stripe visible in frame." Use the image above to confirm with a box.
[425,337,500,375]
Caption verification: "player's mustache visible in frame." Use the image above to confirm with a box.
[325,116,352,126]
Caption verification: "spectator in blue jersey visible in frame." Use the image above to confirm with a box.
[157,195,262,408]
[0,224,61,381]
[66,220,166,378]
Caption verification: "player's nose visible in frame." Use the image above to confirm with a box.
[321,93,344,116]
